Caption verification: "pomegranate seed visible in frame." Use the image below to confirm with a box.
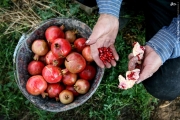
[98,47,115,64]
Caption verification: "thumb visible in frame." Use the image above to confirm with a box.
[86,28,102,45]
[86,31,102,45]
[136,66,154,84]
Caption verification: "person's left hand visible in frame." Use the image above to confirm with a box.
[128,45,163,83]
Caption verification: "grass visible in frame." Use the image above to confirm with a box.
[0,0,158,120]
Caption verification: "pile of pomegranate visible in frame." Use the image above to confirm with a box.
[26,25,98,104]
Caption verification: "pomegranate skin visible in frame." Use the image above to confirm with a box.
[27,60,45,75]
[47,83,64,98]
[51,38,72,58]
[45,51,64,66]
[78,65,96,81]
[82,46,94,62]
[74,79,90,94]
[74,38,87,52]
[65,52,86,73]
[45,26,65,43]
[26,75,47,95]
[42,65,63,83]
[62,72,77,86]
[59,90,74,104]
[31,39,49,60]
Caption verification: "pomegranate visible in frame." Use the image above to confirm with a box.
[46,83,64,100]
[126,69,140,80]
[42,65,63,83]
[51,38,72,58]
[132,42,145,64]
[65,52,86,73]
[66,86,79,97]
[118,69,140,89]
[133,42,145,57]
[74,37,87,52]
[31,39,49,60]
[118,75,135,90]
[78,65,96,81]
[45,25,65,43]
[45,51,64,66]
[62,72,77,86]
[65,30,77,43]
[74,79,90,94]
[27,60,45,75]
[59,90,74,104]
[26,75,47,96]
[82,46,93,62]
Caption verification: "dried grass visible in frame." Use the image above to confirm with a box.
[0,0,64,35]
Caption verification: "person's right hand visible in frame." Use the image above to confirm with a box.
[86,14,119,68]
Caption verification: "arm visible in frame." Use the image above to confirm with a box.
[96,0,122,18]
[86,0,122,68]
[128,15,180,83]
[146,15,180,63]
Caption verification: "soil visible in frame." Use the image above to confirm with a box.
[151,97,180,120]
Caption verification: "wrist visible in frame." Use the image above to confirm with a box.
[99,14,119,22]
[96,0,122,18]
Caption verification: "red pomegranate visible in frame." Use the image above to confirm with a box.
[65,52,86,73]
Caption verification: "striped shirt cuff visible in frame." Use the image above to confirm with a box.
[146,16,180,63]
[96,0,122,18]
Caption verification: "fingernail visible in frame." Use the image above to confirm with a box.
[85,39,90,44]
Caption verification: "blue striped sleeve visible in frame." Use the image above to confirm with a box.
[146,15,180,63]
[96,0,122,18]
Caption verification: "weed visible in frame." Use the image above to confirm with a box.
[0,0,157,119]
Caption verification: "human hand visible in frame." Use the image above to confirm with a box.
[86,14,119,68]
[128,45,163,83]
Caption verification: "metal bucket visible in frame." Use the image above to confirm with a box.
[13,18,104,112]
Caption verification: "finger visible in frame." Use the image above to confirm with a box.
[110,45,119,61]
[104,61,112,68]
[86,29,102,45]
[85,38,96,45]
[86,34,99,45]
[90,44,105,68]
[136,66,154,84]
[110,59,116,67]
[128,53,134,60]
[128,56,138,71]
